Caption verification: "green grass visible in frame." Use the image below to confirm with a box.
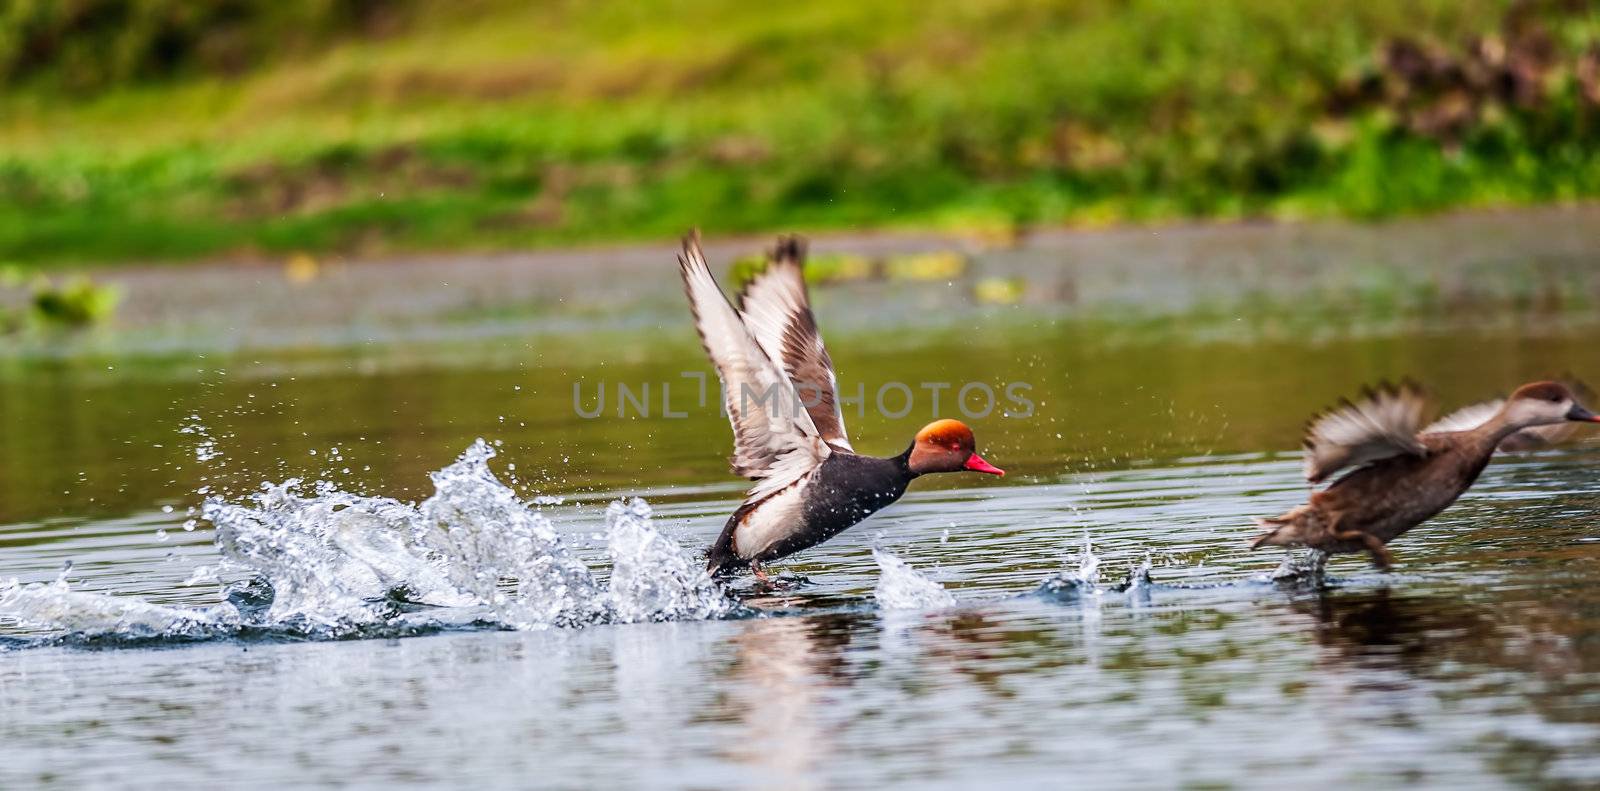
[1,0,1598,267]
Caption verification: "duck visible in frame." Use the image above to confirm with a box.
[678,232,1005,581]
[1251,379,1599,569]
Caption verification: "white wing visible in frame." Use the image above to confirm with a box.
[1424,400,1502,435]
[1303,381,1428,483]
[735,236,852,450]
[679,233,830,498]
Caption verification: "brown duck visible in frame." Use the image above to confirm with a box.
[1251,380,1599,569]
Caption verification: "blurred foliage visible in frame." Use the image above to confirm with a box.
[0,0,408,92]
[973,277,1028,306]
[728,248,972,287]
[728,251,878,289]
[885,251,968,282]
[0,272,119,333]
[0,0,1597,266]
[28,275,120,328]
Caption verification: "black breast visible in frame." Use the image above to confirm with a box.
[756,453,913,562]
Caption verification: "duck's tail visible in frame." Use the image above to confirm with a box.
[704,527,744,577]
[1249,505,1320,549]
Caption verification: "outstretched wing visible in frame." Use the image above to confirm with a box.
[679,233,831,497]
[1303,381,1429,483]
[735,235,852,450]
[1423,399,1502,435]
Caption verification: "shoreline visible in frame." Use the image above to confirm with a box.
[24,200,1600,277]
[2,203,1597,367]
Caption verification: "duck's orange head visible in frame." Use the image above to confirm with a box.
[908,419,1005,477]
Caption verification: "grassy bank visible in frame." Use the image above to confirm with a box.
[1,0,1599,267]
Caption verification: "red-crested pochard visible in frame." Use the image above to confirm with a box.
[1252,380,1599,568]
[679,233,1004,581]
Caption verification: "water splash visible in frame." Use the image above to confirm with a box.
[179,417,222,462]
[1071,533,1101,587]
[409,439,601,628]
[1035,534,1103,600]
[1115,556,1155,606]
[606,498,732,623]
[872,547,956,610]
[0,577,240,639]
[1268,548,1329,582]
[1,440,731,643]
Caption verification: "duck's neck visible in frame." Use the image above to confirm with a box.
[894,444,919,479]
[1467,409,1526,451]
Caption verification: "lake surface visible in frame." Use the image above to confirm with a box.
[3,209,1599,788]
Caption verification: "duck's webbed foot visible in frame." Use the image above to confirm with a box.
[750,562,772,584]
[1335,530,1394,571]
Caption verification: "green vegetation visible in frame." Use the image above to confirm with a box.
[1,0,1598,267]
[0,271,120,332]
[28,275,120,327]
[0,270,119,331]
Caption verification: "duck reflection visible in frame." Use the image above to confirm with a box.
[1293,586,1584,681]
[887,609,1075,697]
[713,612,864,786]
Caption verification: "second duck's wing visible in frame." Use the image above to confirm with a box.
[736,235,852,450]
[1423,399,1503,435]
[1302,381,1429,483]
[680,233,831,498]
[1426,378,1596,452]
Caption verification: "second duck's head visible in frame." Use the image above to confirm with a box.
[908,419,1005,477]
[1503,381,1600,427]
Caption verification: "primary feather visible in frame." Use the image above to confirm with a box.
[735,235,853,451]
[1302,380,1429,483]
[679,234,831,499]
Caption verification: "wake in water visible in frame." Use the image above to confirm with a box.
[0,440,737,644]
[1028,533,1343,609]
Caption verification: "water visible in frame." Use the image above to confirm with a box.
[3,210,1600,788]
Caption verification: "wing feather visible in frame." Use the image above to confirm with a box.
[679,233,830,497]
[735,235,852,450]
[1302,381,1429,483]
[1423,399,1502,435]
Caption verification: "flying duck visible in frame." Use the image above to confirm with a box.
[679,233,1005,581]
[1252,379,1599,569]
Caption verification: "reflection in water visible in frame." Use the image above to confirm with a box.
[1299,587,1585,680]
[1285,585,1600,783]
[714,613,862,788]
